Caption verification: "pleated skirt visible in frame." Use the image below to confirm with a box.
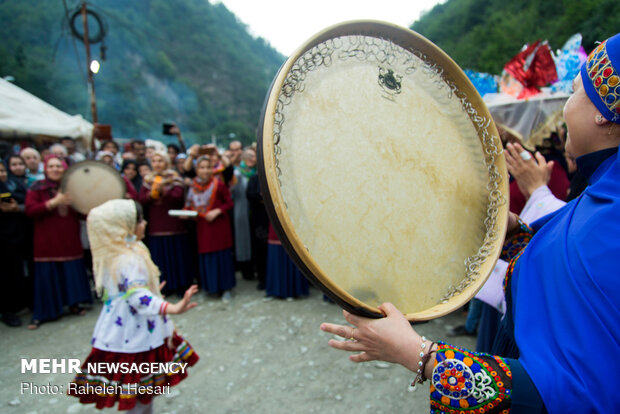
[147,234,195,293]
[476,301,502,354]
[32,259,93,322]
[198,249,236,294]
[68,333,198,411]
[266,244,309,299]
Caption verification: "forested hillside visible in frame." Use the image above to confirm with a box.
[1,0,618,144]
[0,0,284,144]
[412,0,619,74]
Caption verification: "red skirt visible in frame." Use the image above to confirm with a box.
[68,333,199,410]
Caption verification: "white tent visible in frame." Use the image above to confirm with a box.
[0,77,93,147]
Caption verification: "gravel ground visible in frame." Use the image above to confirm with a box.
[0,274,475,414]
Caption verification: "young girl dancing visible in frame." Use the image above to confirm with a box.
[184,156,236,302]
[69,199,199,413]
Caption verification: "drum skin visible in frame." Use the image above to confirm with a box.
[258,21,508,321]
[61,160,126,215]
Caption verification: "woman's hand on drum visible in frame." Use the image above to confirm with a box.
[167,285,199,315]
[505,142,553,199]
[320,303,423,372]
[506,211,519,235]
[47,191,72,209]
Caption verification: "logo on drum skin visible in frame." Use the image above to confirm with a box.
[378,67,402,100]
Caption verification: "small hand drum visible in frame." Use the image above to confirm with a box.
[61,160,126,215]
[258,21,509,321]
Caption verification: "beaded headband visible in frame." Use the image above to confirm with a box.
[581,33,620,123]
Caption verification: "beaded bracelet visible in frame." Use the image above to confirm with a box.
[408,336,436,392]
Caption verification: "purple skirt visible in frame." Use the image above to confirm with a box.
[198,249,236,294]
[32,259,93,322]
[266,244,309,299]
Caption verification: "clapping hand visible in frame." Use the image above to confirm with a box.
[505,142,554,199]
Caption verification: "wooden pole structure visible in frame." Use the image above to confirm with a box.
[81,2,98,152]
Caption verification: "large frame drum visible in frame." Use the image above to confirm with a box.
[61,160,126,215]
[258,21,508,321]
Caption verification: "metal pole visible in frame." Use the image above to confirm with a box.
[81,2,98,152]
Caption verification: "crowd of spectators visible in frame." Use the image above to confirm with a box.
[1,121,582,332]
[0,127,309,329]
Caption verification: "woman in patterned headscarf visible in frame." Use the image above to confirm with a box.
[138,151,195,295]
[184,156,235,301]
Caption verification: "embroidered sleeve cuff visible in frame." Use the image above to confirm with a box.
[430,342,512,414]
[501,218,533,261]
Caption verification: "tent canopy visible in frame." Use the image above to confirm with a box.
[0,77,93,147]
[484,91,569,150]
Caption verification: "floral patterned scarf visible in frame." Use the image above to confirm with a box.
[184,176,218,219]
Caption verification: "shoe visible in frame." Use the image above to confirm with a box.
[27,319,41,330]
[221,291,232,303]
[69,306,87,316]
[1,313,22,327]
[447,325,476,337]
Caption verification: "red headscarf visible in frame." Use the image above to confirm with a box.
[30,155,68,193]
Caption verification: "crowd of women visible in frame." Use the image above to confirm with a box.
[0,132,310,330]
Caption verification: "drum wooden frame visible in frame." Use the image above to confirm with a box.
[258,21,508,321]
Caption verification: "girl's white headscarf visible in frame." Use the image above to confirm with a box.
[87,199,161,296]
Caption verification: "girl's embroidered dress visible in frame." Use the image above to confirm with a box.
[68,200,198,411]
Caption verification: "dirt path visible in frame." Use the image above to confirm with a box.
[1,276,475,414]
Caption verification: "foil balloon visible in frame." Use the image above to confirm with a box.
[551,33,586,93]
[504,40,558,99]
[464,69,498,97]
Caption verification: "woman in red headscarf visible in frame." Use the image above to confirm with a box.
[25,155,93,329]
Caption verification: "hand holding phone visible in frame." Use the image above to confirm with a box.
[198,144,217,156]
[162,123,175,135]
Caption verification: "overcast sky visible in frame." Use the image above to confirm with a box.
[217,0,444,56]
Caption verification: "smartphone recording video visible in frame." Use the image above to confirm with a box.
[162,123,175,135]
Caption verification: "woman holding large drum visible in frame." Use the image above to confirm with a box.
[321,32,620,414]
[25,155,93,329]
